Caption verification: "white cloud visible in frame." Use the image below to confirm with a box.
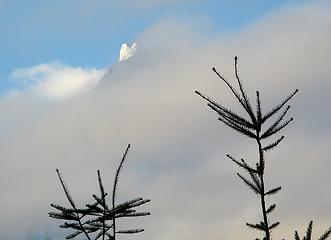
[11,61,106,99]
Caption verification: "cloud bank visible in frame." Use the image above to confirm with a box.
[0,1,330,240]
[10,62,106,99]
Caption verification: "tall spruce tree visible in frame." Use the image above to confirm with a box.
[49,144,150,240]
[196,57,331,240]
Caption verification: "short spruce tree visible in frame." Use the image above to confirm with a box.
[49,144,150,240]
[196,57,331,240]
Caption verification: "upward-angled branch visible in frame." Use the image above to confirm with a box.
[97,170,106,240]
[261,89,298,124]
[195,90,255,129]
[56,169,76,210]
[212,67,256,124]
[55,169,92,240]
[261,105,291,138]
[112,143,131,240]
[234,56,257,125]
[256,91,262,127]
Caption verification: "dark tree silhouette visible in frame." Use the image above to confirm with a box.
[293,221,331,240]
[196,57,330,240]
[49,144,150,240]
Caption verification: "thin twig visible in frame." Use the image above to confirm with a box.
[112,144,131,240]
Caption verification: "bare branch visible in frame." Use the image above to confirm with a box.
[261,89,298,124]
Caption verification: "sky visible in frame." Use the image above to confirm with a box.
[0,0,296,95]
[0,1,331,240]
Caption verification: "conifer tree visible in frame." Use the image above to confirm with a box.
[196,57,330,240]
[293,221,331,240]
[49,144,150,240]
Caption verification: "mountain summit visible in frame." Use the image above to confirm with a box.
[119,43,138,62]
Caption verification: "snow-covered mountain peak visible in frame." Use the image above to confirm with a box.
[119,43,137,62]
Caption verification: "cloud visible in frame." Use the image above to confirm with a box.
[10,61,106,99]
[0,1,331,240]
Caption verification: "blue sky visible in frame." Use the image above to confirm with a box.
[0,0,302,94]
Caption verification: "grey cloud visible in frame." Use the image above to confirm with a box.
[0,1,331,239]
